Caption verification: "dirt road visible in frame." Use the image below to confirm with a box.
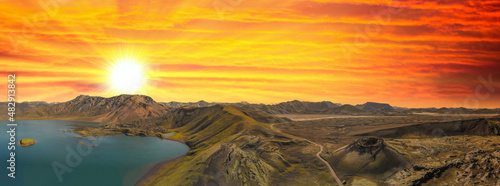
[270,124,344,186]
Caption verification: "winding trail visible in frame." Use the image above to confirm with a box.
[270,124,344,186]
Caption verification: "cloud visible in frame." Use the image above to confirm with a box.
[1,0,499,107]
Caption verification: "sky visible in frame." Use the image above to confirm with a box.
[1,0,500,108]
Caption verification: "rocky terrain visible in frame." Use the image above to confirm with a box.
[384,135,500,185]
[274,115,500,185]
[375,118,500,185]
[17,95,168,124]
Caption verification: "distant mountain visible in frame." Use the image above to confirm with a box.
[157,100,407,116]
[237,100,342,114]
[274,100,341,113]
[393,106,408,111]
[323,104,367,115]
[0,101,53,120]
[160,100,342,115]
[7,96,499,123]
[358,118,500,137]
[160,100,215,110]
[159,100,500,115]
[406,107,500,114]
[355,102,395,112]
[19,95,168,124]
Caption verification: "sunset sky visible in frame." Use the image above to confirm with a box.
[1,0,500,108]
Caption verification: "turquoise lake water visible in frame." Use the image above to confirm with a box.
[0,120,189,186]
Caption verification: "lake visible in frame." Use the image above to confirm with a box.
[0,120,189,186]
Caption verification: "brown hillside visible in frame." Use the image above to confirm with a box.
[18,95,167,124]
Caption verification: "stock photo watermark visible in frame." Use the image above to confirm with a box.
[8,0,68,53]
[445,74,500,120]
[51,136,105,182]
[212,0,244,20]
[6,74,17,179]
[340,1,404,63]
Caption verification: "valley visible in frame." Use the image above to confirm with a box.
[274,114,500,185]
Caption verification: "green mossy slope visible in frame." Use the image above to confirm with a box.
[149,105,335,186]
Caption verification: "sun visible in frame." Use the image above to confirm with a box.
[109,59,145,93]
[105,47,150,94]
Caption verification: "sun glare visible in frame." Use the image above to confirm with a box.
[105,47,150,94]
[110,60,145,93]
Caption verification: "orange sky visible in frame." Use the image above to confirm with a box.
[1,0,500,108]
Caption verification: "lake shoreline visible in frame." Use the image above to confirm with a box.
[135,154,187,186]
[0,120,190,186]
[65,120,190,186]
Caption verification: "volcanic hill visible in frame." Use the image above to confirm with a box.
[328,137,410,180]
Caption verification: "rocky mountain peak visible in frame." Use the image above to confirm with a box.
[20,94,167,124]
[73,94,91,101]
[115,94,156,103]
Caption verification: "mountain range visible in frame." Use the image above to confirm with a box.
[3,95,499,123]
[3,94,500,185]
[15,95,167,124]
